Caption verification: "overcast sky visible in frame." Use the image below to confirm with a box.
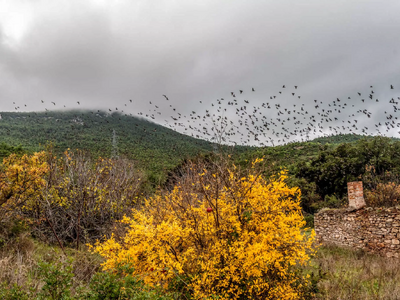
[1,0,400,145]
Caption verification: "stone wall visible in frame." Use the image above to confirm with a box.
[315,207,400,258]
[347,181,366,210]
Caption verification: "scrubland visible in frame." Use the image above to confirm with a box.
[1,141,400,299]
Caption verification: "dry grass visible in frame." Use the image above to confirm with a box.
[3,225,400,299]
[313,244,400,300]
[0,233,37,289]
[0,231,102,294]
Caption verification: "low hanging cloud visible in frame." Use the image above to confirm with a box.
[1,0,400,145]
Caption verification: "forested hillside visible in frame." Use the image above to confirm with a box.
[236,134,400,215]
[1,110,400,212]
[0,110,225,183]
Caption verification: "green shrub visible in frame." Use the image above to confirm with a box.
[36,260,74,300]
[79,263,174,300]
[0,283,30,300]
[304,215,315,228]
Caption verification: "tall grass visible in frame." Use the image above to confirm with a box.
[313,244,400,299]
[2,223,400,298]
[0,232,102,297]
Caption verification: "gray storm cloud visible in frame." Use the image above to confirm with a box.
[1,0,400,145]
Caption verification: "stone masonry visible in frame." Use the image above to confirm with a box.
[347,181,366,210]
[315,181,400,258]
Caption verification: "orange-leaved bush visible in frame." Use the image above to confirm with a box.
[93,158,315,299]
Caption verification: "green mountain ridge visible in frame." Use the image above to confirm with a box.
[0,110,245,182]
[0,111,219,180]
[2,110,400,212]
[0,111,397,168]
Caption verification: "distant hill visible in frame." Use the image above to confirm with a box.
[0,110,225,178]
[3,110,400,212]
[2,110,399,185]
[236,133,400,173]
[310,133,400,145]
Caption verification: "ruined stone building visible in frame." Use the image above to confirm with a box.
[315,181,400,258]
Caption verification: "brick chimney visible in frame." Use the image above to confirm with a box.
[347,181,366,210]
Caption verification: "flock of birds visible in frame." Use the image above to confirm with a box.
[145,84,400,146]
[5,84,400,148]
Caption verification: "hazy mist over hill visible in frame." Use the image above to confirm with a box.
[1,1,400,145]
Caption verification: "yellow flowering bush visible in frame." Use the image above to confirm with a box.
[0,149,143,247]
[93,158,315,299]
[0,152,49,212]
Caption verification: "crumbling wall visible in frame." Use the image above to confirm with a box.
[347,181,366,210]
[314,181,400,258]
[315,207,400,258]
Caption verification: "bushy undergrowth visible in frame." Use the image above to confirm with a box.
[4,149,372,299]
[0,259,174,300]
[0,231,173,300]
[6,234,400,299]
[93,157,315,299]
[0,148,144,248]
